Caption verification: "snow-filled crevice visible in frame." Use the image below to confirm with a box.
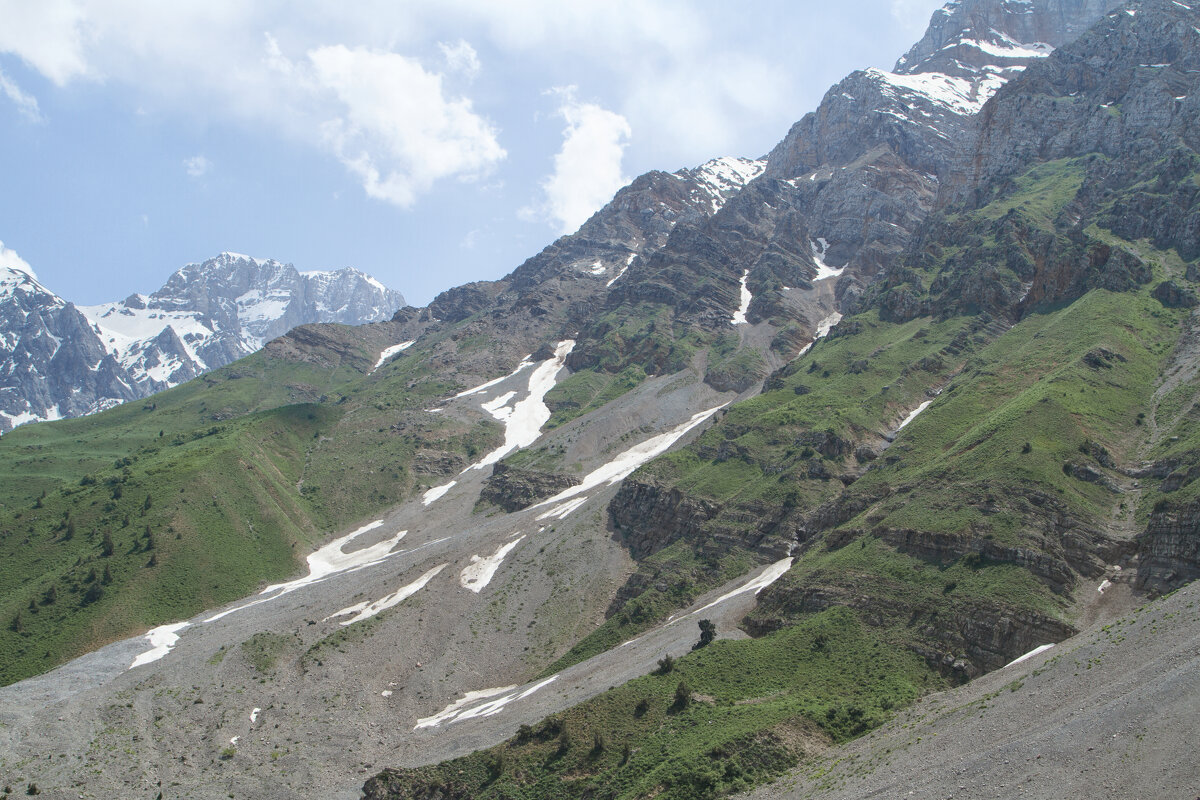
[895,400,933,433]
[731,270,752,326]
[811,238,846,281]
[370,340,415,374]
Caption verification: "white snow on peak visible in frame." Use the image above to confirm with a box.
[370,340,415,374]
[811,239,846,281]
[686,157,766,215]
[128,622,191,669]
[868,67,1010,116]
[216,251,272,267]
[731,270,752,326]
[460,535,525,593]
[0,241,38,281]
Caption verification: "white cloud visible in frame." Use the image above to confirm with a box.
[307,45,505,207]
[439,39,480,79]
[183,155,211,178]
[0,68,43,121]
[525,87,631,235]
[0,240,37,279]
[0,0,90,86]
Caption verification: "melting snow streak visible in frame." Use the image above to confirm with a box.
[731,270,752,325]
[204,520,406,622]
[370,341,415,374]
[460,536,525,593]
[326,564,447,626]
[128,622,190,669]
[1005,643,1055,669]
[415,677,558,730]
[670,557,793,624]
[895,400,933,433]
[531,405,726,520]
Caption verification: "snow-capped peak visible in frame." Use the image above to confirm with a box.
[0,241,38,281]
[679,156,767,215]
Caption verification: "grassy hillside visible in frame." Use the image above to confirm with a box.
[368,145,1200,798]
[0,325,503,684]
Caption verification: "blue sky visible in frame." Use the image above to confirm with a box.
[0,1,942,307]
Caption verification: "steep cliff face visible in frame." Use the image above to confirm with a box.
[1138,497,1200,593]
[0,264,138,431]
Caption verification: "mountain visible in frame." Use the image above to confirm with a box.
[0,1,1197,799]
[0,258,138,430]
[0,251,404,432]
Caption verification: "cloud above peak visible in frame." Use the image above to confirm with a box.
[307,45,506,207]
[525,87,631,235]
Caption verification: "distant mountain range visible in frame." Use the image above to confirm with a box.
[0,251,404,432]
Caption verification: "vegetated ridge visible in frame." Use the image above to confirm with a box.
[0,1,1196,799]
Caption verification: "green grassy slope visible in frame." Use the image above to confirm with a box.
[0,326,504,684]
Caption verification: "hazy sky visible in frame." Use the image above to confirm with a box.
[0,1,944,306]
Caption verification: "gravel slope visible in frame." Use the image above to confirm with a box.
[744,582,1200,800]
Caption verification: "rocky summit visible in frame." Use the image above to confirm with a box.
[0,1,1198,799]
[0,251,403,432]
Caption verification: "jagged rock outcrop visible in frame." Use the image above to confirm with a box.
[0,262,139,431]
[479,463,581,512]
[0,250,404,432]
[609,478,723,560]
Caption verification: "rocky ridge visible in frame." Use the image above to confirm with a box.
[0,251,404,432]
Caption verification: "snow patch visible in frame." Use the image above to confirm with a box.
[129,622,191,669]
[530,405,726,515]
[811,239,846,281]
[453,356,535,399]
[325,564,447,626]
[668,558,793,625]
[606,252,637,287]
[204,520,406,622]
[464,340,575,470]
[460,536,525,593]
[423,481,457,506]
[415,677,559,730]
[1005,643,1055,668]
[371,341,415,373]
[731,270,752,325]
[895,400,933,432]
